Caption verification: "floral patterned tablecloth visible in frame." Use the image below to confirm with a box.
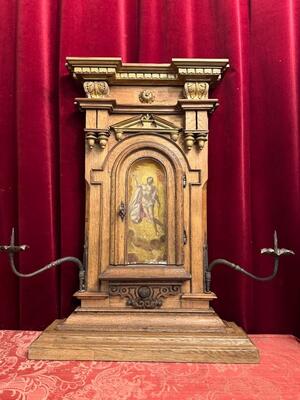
[0,331,299,400]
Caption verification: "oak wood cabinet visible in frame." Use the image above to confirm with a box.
[28,58,259,363]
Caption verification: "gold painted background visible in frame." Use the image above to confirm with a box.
[127,159,167,264]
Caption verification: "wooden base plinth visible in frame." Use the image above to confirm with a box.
[28,309,259,363]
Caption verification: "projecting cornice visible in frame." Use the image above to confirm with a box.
[65,57,229,86]
[66,57,229,152]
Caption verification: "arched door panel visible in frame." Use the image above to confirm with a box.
[126,158,168,265]
[110,146,184,268]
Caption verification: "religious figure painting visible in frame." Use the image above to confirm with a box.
[126,159,167,264]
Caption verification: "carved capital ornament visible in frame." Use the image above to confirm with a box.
[83,81,109,98]
[184,82,209,99]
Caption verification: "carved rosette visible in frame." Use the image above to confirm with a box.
[139,90,155,103]
[109,284,181,309]
[184,82,209,99]
[83,81,110,98]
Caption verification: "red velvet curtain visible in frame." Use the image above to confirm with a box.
[1,0,299,334]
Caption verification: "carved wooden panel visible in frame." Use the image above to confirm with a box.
[109,283,181,309]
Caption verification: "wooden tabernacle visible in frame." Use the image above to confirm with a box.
[28,58,259,363]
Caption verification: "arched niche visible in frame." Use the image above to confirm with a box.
[109,140,185,268]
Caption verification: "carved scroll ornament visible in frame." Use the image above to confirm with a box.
[184,82,209,99]
[83,81,110,98]
[109,284,181,309]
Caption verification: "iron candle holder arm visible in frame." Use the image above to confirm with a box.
[0,228,86,291]
[204,231,295,293]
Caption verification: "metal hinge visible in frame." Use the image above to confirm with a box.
[183,229,187,245]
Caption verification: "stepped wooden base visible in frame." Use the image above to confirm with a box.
[28,309,259,363]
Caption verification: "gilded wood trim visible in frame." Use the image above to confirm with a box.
[66,57,229,87]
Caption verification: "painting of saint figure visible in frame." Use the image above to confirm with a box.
[126,159,167,264]
[129,175,163,235]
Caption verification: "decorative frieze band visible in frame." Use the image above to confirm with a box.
[116,72,178,80]
[73,68,219,83]
[179,67,222,76]
[74,66,116,75]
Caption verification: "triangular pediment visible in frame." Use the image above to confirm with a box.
[111,114,180,133]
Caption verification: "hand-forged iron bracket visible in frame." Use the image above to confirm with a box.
[0,228,86,291]
[204,231,294,293]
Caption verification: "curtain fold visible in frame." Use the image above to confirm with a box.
[0,0,299,335]
[16,0,60,329]
[249,0,300,333]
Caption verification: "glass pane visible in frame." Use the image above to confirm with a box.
[127,158,167,264]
